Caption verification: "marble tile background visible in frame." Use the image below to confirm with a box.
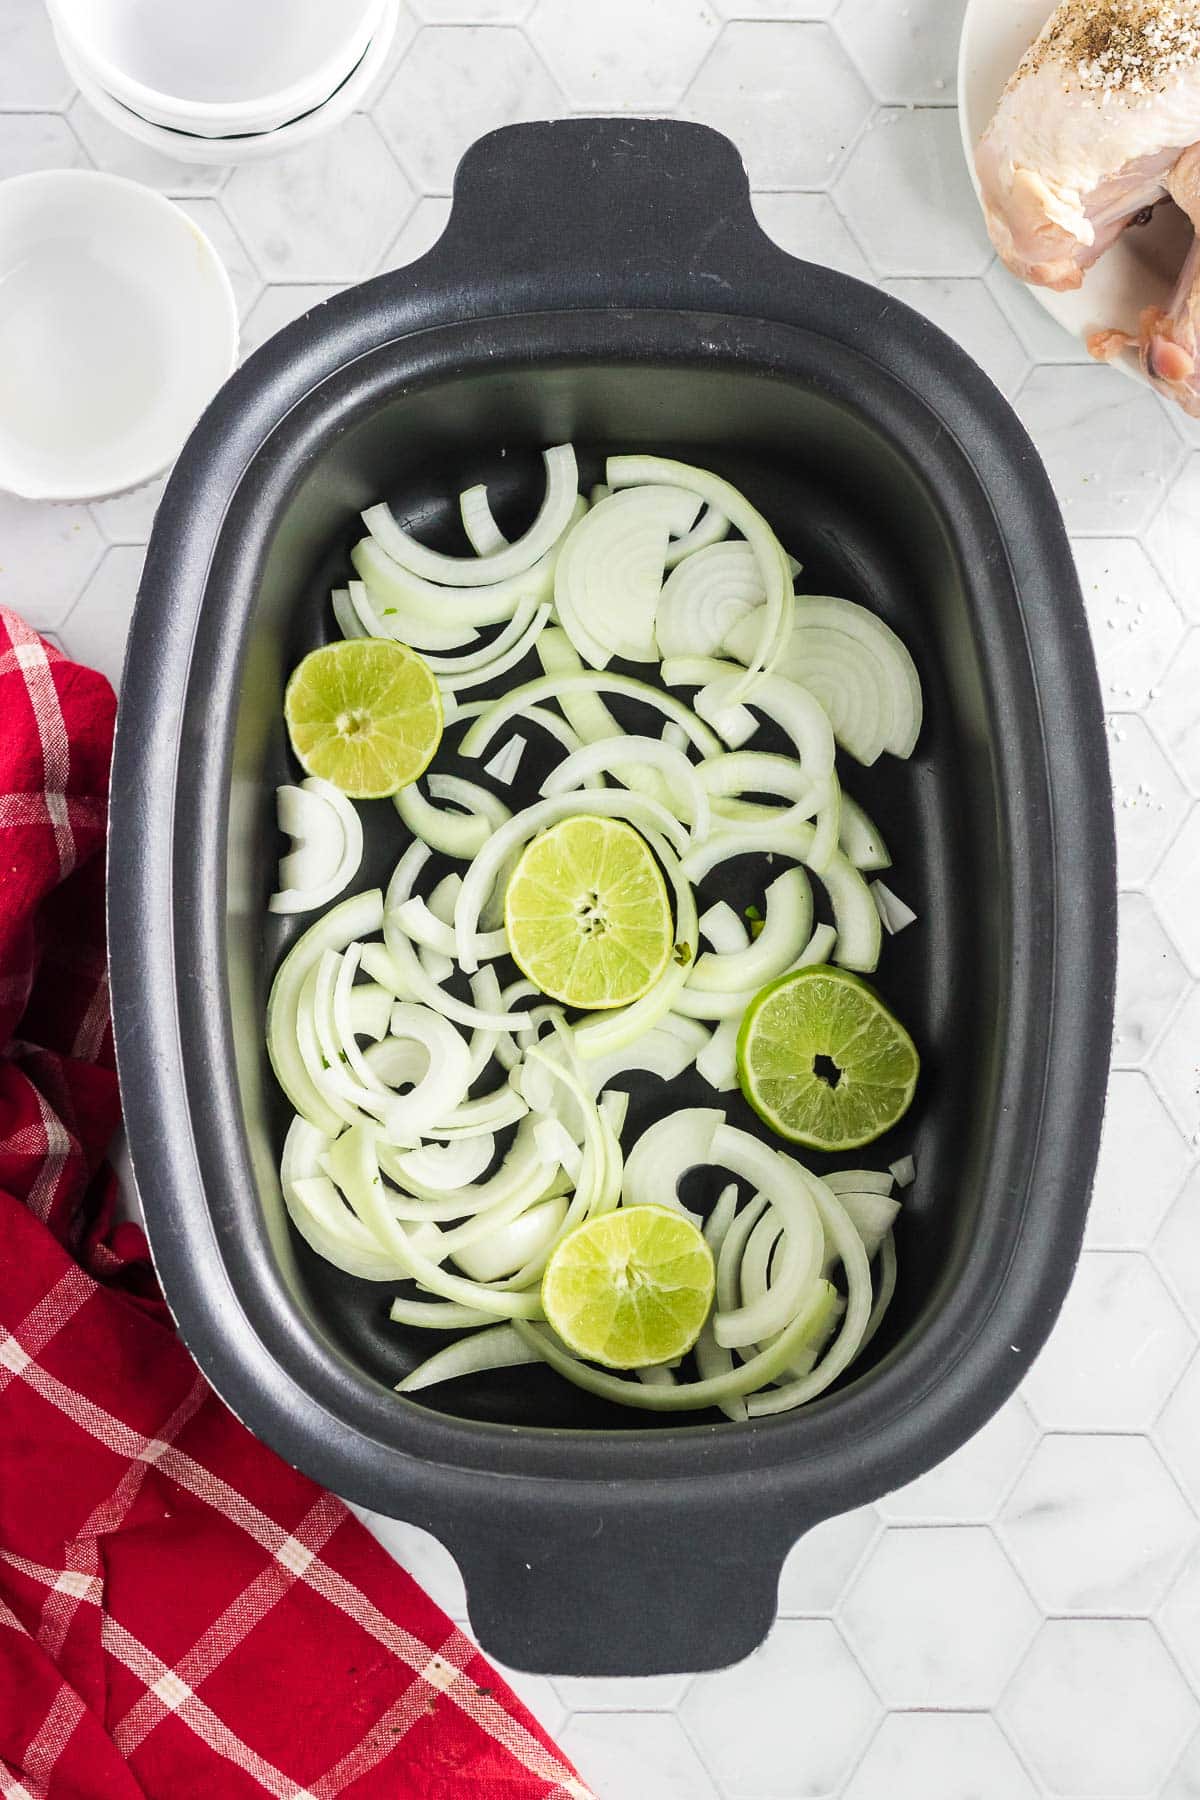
[5,0,1200,1792]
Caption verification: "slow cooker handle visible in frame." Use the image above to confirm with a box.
[411,115,781,302]
[446,1502,799,1676]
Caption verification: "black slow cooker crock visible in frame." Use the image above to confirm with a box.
[109,118,1116,1676]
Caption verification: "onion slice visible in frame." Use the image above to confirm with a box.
[266,889,384,1135]
[458,483,508,557]
[687,867,813,995]
[270,777,363,916]
[554,485,701,666]
[397,1323,540,1393]
[682,824,881,974]
[607,454,794,699]
[540,735,710,843]
[656,540,765,659]
[363,445,578,588]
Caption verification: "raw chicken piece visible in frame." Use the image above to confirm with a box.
[977,0,1200,411]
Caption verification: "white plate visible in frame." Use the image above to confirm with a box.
[0,170,237,501]
[957,0,1191,374]
[52,0,399,166]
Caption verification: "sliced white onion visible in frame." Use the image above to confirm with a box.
[383,844,533,1030]
[420,596,540,677]
[331,585,368,640]
[709,1124,824,1349]
[598,1087,630,1139]
[287,1171,406,1281]
[825,1168,894,1196]
[372,1002,472,1145]
[419,944,454,985]
[324,1125,543,1319]
[379,1115,549,1217]
[394,774,511,862]
[671,984,753,1022]
[747,1176,874,1415]
[358,940,414,999]
[440,603,552,695]
[656,540,764,660]
[694,1016,740,1092]
[522,1046,608,1236]
[701,750,822,820]
[266,889,384,1135]
[621,1107,723,1220]
[459,666,722,765]
[459,483,508,557]
[427,1082,528,1139]
[540,735,710,843]
[392,895,507,964]
[839,793,891,872]
[890,1155,916,1189]
[692,666,835,780]
[662,503,732,571]
[453,1196,570,1283]
[275,784,341,894]
[579,1014,711,1096]
[793,921,838,970]
[607,455,793,699]
[699,901,750,955]
[532,627,710,809]
[514,1274,835,1412]
[346,568,480,652]
[661,720,688,753]
[453,790,689,976]
[270,778,364,916]
[832,1190,901,1265]
[726,595,922,764]
[351,527,560,635]
[555,485,701,665]
[682,824,881,974]
[390,1297,494,1330]
[347,982,392,1042]
[687,868,812,995]
[331,945,392,1097]
[694,1182,750,1420]
[397,1323,539,1393]
[533,1118,583,1182]
[484,734,527,785]
[393,1135,495,1193]
[860,1231,898,1354]
[871,879,917,935]
[281,1116,404,1281]
[364,445,578,587]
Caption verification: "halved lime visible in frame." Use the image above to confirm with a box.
[737,965,918,1151]
[541,1204,716,1368]
[504,815,673,1010]
[284,638,442,799]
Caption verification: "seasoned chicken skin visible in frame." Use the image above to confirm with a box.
[977,0,1200,411]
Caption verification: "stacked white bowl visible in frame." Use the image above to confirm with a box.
[47,0,400,164]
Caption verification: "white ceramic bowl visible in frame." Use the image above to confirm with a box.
[0,171,238,501]
[52,0,400,167]
[48,0,381,138]
[958,0,1190,381]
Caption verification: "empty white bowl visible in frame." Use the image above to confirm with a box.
[51,0,400,167]
[0,171,238,501]
[48,0,382,138]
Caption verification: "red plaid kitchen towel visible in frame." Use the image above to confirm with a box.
[0,609,592,1800]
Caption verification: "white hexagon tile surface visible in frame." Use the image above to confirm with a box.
[8,0,1200,1790]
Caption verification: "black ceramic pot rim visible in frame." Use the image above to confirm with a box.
[112,296,1112,1519]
